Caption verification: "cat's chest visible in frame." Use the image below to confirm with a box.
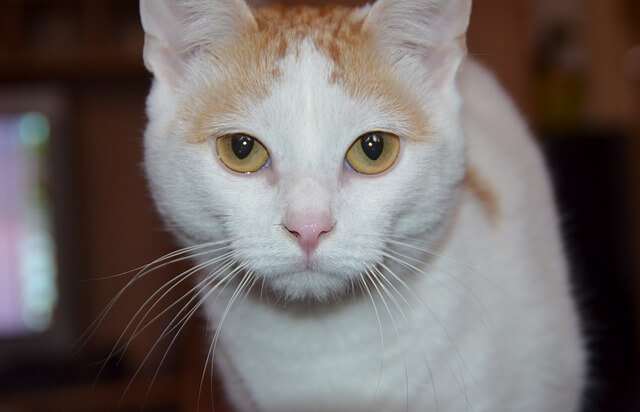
[203,269,496,411]
[213,299,420,411]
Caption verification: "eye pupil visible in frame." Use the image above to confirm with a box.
[231,134,254,159]
[361,133,383,160]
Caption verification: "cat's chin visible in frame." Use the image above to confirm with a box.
[266,269,351,302]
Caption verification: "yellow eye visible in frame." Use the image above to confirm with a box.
[345,132,400,175]
[216,133,270,173]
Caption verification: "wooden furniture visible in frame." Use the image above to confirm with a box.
[0,0,145,80]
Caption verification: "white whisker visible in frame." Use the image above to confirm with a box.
[117,253,236,358]
[371,266,410,313]
[75,240,235,353]
[199,270,254,412]
[382,249,497,372]
[358,272,384,410]
[101,252,235,371]
[144,263,246,406]
[384,236,504,295]
[377,260,473,410]
[384,248,491,316]
[375,262,440,411]
[366,268,410,412]
[118,260,244,406]
[84,239,234,282]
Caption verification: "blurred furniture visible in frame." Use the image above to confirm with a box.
[0,0,144,80]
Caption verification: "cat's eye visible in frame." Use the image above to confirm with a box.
[345,132,400,175]
[216,133,270,173]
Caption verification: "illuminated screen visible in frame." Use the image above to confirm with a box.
[0,112,58,337]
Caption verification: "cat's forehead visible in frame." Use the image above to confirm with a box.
[251,5,367,63]
[251,4,424,114]
[183,5,429,144]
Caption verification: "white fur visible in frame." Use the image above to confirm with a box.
[140,0,585,410]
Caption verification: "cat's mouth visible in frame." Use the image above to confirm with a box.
[265,267,351,301]
[224,235,373,301]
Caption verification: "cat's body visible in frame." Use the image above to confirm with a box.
[140,1,585,411]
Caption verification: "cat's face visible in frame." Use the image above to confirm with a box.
[141,0,470,300]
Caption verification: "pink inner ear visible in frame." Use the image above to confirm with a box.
[284,212,335,256]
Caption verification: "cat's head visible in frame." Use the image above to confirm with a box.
[140,0,471,300]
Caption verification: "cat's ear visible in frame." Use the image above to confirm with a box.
[363,0,471,87]
[140,0,256,85]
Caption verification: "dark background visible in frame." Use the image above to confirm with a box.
[0,0,638,411]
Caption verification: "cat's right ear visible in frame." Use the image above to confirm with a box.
[140,0,256,86]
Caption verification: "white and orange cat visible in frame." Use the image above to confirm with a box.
[139,0,585,410]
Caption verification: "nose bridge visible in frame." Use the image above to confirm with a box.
[284,174,332,215]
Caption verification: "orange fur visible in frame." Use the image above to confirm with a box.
[186,4,431,143]
[465,166,500,224]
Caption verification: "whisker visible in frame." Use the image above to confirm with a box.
[213,271,256,410]
[83,239,233,282]
[384,236,505,295]
[119,260,243,406]
[106,263,236,377]
[199,270,254,412]
[114,253,236,360]
[382,248,498,368]
[155,261,239,346]
[384,240,502,378]
[377,260,473,410]
[365,268,410,412]
[259,276,266,303]
[145,264,246,406]
[93,252,234,381]
[241,273,259,304]
[358,272,384,410]
[383,250,491,324]
[371,266,410,313]
[375,262,440,410]
[75,241,235,353]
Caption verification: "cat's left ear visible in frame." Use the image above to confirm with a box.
[140,0,256,86]
[364,0,471,87]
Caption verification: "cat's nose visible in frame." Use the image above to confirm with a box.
[284,213,335,256]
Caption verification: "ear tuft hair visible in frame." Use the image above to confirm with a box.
[140,0,256,85]
[364,0,471,85]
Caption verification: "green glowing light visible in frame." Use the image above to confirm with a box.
[18,112,50,149]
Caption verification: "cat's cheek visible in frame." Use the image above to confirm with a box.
[263,167,278,186]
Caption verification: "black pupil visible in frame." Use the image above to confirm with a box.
[361,133,384,160]
[231,134,254,159]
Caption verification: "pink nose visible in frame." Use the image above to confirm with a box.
[285,213,334,256]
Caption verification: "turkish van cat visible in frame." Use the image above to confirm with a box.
[139,0,585,410]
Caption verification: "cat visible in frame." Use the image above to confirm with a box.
[139,0,586,410]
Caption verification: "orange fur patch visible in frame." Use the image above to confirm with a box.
[186,4,431,143]
[465,166,500,224]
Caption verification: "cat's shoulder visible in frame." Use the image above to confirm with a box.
[459,57,543,166]
[458,58,556,224]
[458,58,530,140]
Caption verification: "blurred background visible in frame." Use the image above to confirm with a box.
[0,0,638,411]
